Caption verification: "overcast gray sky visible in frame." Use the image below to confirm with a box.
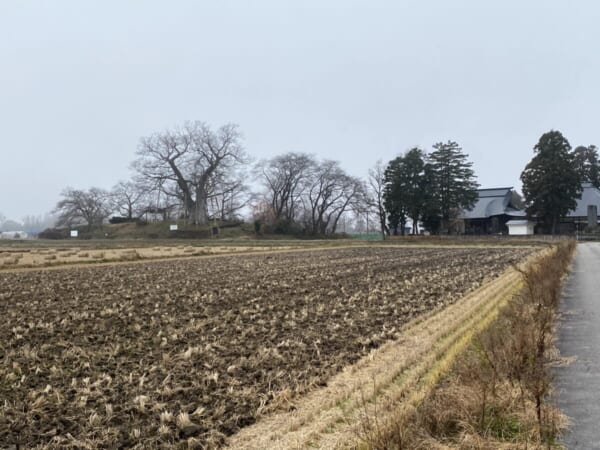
[1,0,599,220]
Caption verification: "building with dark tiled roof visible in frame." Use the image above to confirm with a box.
[460,183,600,235]
[460,187,526,234]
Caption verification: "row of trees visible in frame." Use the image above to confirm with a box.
[257,154,364,234]
[52,121,600,236]
[253,143,478,236]
[378,130,600,236]
[379,141,478,235]
[53,123,480,236]
[53,122,369,235]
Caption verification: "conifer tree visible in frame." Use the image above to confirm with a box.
[428,141,479,233]
[521,130,583,234]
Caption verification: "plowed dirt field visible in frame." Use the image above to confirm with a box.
[0,246,532,448]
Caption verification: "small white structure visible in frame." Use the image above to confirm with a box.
[506,220,535,236]
[0,231,28,239]
[169,224,178,231]
[70,230,79,238]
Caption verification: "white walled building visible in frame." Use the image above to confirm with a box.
[506,220,535,236]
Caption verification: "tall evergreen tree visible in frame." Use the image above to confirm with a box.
[383,156,408,235]
[420,162,442,233]
[521,130,583,234]
[404,148,428,234]
[383,148,428,235]
[428,141,479,233]
[573,145,600,188]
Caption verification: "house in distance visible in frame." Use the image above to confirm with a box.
[460,183,600,235]
[460,187,527,235]
[561,182,600,232]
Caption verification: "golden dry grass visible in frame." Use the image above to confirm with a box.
[0,244,302,270]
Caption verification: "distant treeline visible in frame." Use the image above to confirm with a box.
[48,122,598,236]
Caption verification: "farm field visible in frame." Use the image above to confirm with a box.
[0,246,533,448]
[0,244,303,270]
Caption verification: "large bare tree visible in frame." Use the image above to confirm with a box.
[54,187,110,230]
[133,121,247,225]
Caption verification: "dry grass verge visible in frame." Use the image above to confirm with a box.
[358,240,575,449]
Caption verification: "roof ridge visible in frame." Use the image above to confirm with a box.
[477,187,513,191]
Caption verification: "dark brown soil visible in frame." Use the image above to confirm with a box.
[0,246,531,448]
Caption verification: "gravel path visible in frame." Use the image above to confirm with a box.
[556,242,600,449]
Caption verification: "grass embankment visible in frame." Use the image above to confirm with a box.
[32,220,257,241]
[359,240,576,449]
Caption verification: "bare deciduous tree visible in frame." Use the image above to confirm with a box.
[54,187,110,230]
[109,180,149,220]
[256,154,364,235]
[368,159,389,238]
[304,160,364,235]
[259,152,315,223]
[133,121,248,225]
[207,168,250,221]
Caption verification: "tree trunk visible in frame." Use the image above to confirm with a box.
[194,185,209,225]
[552,216,558,235]
[331,215,341,234]
[378,208,387,240]
[319,220,328,235]
[442,216,451,235]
